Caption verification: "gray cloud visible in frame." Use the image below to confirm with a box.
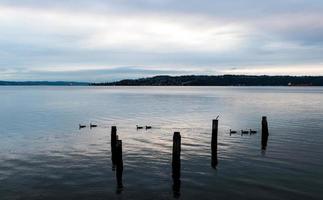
[1,0,323,81]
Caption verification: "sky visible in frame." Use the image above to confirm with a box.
[1,0,323,81]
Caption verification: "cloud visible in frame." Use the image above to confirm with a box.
[222,64,323,75]
[0,5,247,52]
[0,0,323,80]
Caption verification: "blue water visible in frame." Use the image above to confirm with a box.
[0,86,322,200]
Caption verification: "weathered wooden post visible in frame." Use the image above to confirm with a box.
[211,119,218,168]
[111,126,117,167]
[116,140,123,190]
[172,132,181,198]
[261,116,269,150]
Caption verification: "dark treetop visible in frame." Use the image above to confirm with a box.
[91,75,323,86]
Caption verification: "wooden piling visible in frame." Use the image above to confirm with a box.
[172,132,181,181]
[111,126,117,166]
[261,116,269,150]
[116,140,123,189]
[211,119,218,168]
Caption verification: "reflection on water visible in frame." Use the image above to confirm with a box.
[173,178,181,198]
[0,86,323,200]
[115,139,124,194]
[172,132,181,198]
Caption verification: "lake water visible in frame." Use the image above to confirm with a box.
[0,86,322,200]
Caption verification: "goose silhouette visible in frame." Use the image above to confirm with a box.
[90,123,98,128]
[79,124,86,129]
[136,125,143,130]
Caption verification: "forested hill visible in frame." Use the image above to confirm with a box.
[91,75,323,86]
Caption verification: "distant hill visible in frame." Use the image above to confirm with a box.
[91,75,323,86]
[0,81,89,86]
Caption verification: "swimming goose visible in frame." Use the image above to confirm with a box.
[250,129,257,134]
[79,124,86,129]
[136,125,143,130]
[241,130,249,134]
[229,129,237,134]
[145,126,152,130]
[90,123,98,128]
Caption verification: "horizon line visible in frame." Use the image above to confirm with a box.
[2,74,323,83]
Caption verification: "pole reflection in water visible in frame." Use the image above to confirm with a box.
[116,140,123,194]
[172,132,181,198]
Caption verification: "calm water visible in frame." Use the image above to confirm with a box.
[0,86,323,200]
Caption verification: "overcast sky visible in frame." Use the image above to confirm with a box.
[1,0,323,81]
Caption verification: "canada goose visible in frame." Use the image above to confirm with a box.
[136,125,143,130]
[241,130,249,134]
[90,123,98,128]
[229,129,237,134]
[250,129,257,134]
[79,124,86,129]
[145,126,152,130]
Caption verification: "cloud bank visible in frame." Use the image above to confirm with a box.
[0,0,323,81]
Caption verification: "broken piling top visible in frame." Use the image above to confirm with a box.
[262,116,269,136]
[262,116,268,128]
[212,119,219,134]
[111,126,117,143]
[173,132,181,155]
[111,126,117,136]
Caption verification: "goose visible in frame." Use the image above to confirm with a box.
[79,124,86,129]
[90,123,98,128]
[145,126,152,130]
[136,125,143,130]
[229,129,237,134]
[250,129,257,134]
[241,130,249,134]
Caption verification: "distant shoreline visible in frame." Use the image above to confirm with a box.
[90,75,323,86]
[0,81,89,86]
[2,75,323,86]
